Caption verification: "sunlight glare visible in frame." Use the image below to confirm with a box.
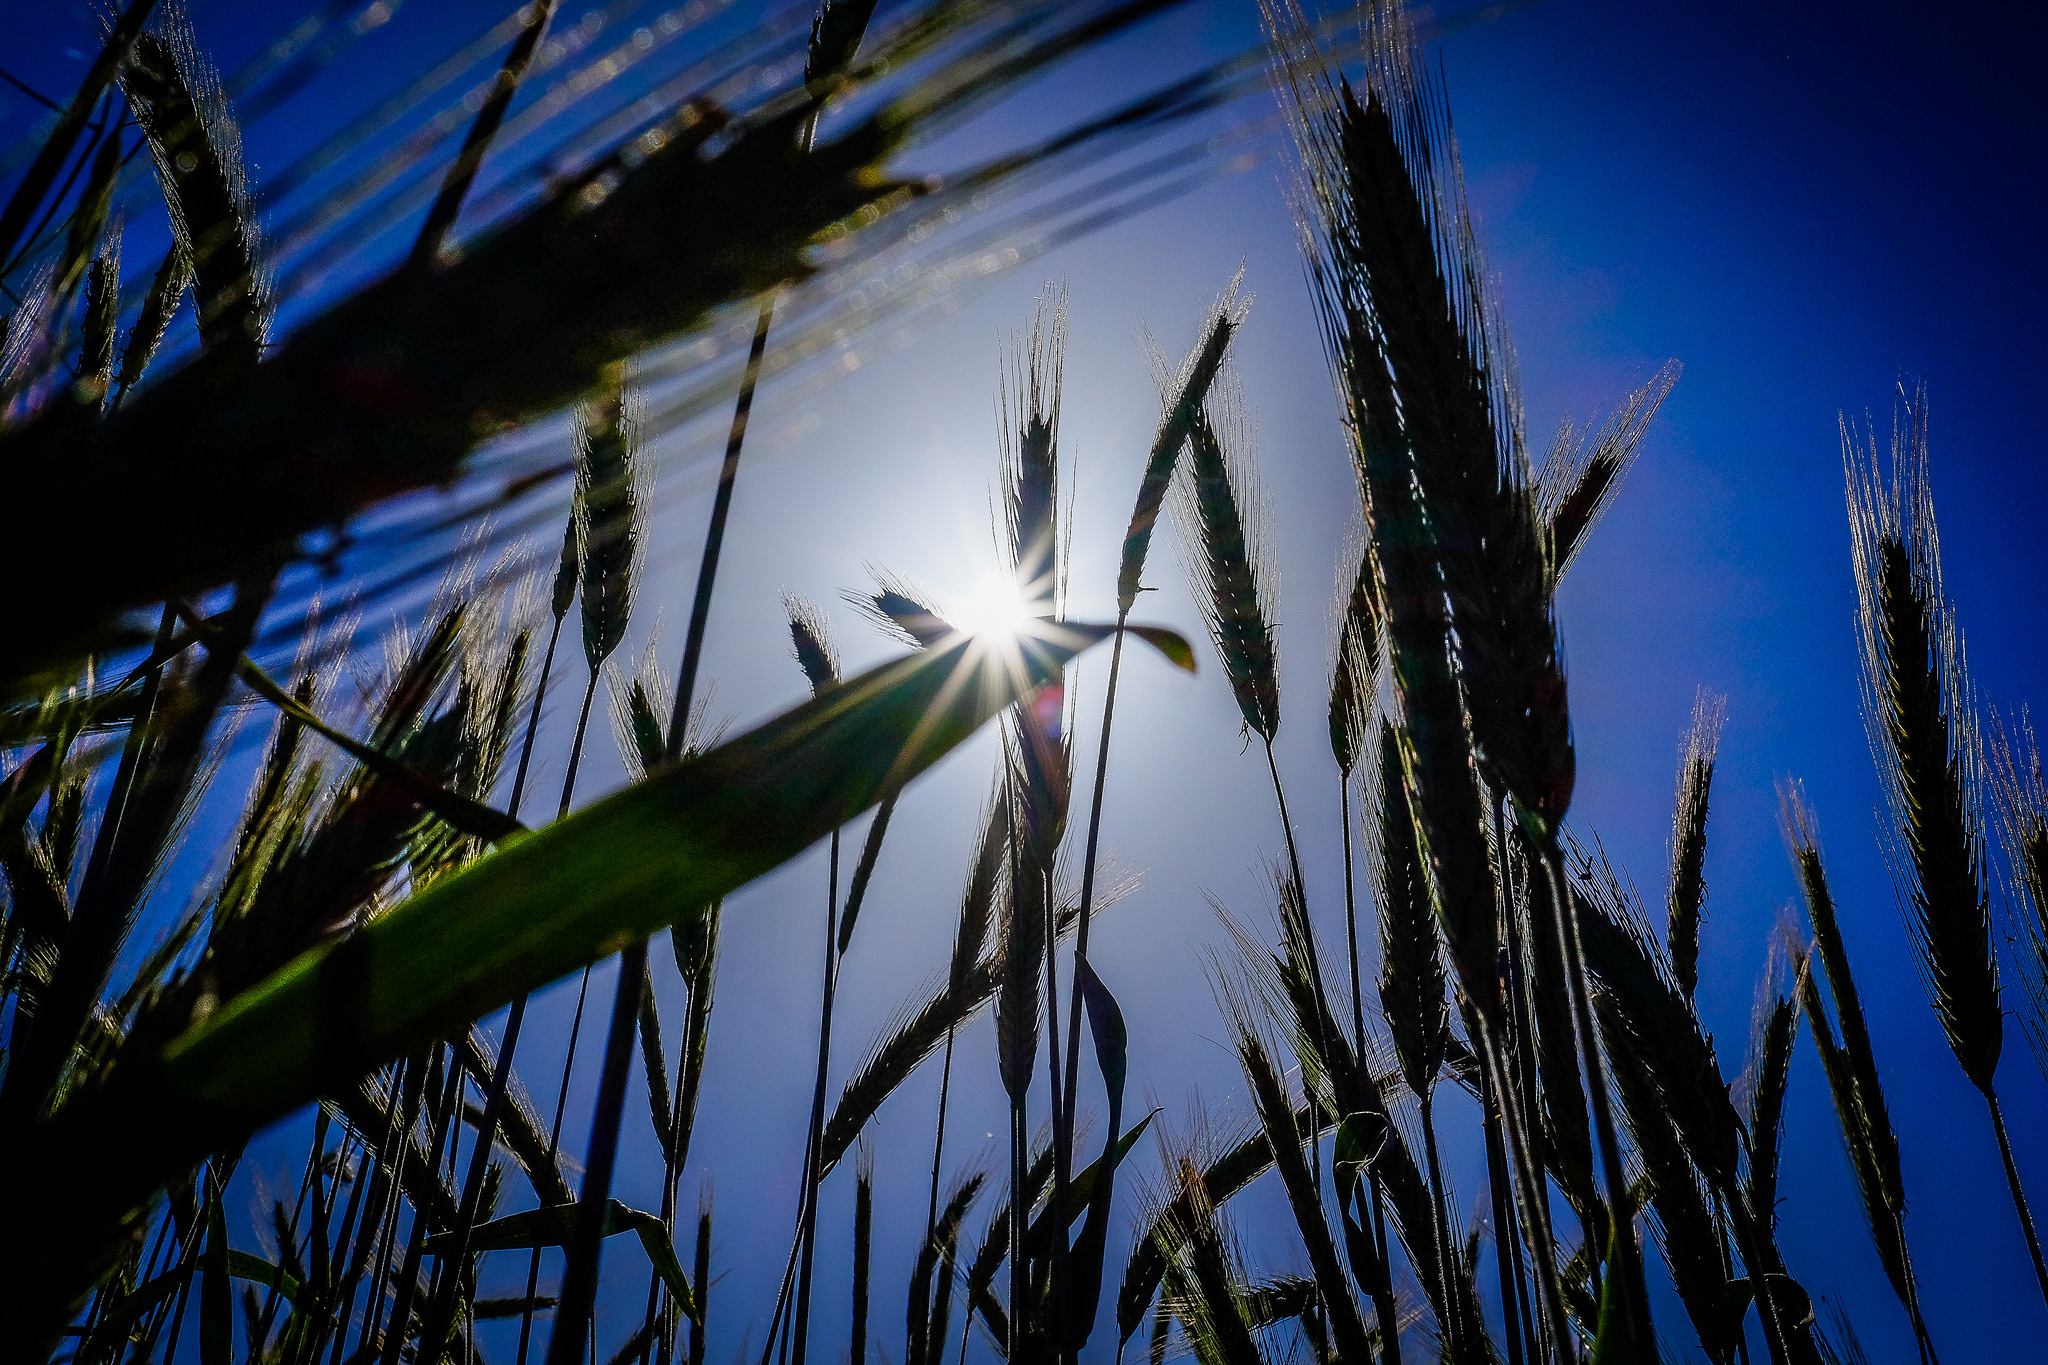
[948,577,1034,641]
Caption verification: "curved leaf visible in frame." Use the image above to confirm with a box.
[157,626,1131,1138]
[423,1198,698,1324]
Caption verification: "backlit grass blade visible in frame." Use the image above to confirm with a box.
[162,622,1175,1120]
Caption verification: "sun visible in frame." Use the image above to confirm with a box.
[947,575,1035,640]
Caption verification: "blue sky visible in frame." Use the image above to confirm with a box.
[6,1,2046,1360]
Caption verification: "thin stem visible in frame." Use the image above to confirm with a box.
[759,1239,802,1365]
[1369,1175,1403,1365]
[928,1025,958,1239]
[1060,617,1128,1174]
[419,998,530,1350]
[1494,813,1543,1363]
[1537,837,1645,1353]
[379,1049,465,1365]
[308,1132,368,1365]
[1504,1148,1540,1365]
[1902,1253,1939,1365]
[251,1103,328,1352]
[355,1057,430,1364]
[545,943,649,1365]
[759,828,843,1365]
[1724,1200,1798,1365]
[1044,871,1070,1363]
[516,965,595,1365]
[1480,1065,1527,1365]
[666,297,775,760]
[1473,1015,1571,1365]
[852,1169,871,1365]
[792,830,844,1365]
[1263,735,1336,1190]
[513,640,605,1363]
[559,670,600,821]
[509,610,566,819]
[1010,1089,1029,1364]
[307,1070,395,1365]
[1340,774,1366,1054]
[1987,1090,2048,1304]
[1417,1091,1459,1359]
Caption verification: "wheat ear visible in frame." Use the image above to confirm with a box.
[1844,385,2046,1299]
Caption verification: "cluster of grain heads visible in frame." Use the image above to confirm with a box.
[1842,386,2048,1301]
[2,3,1239,1360]
[1265,0,1666,1353]
[1152,1155,1267,1365]
[1212,890,1481,1363]
[764,319,1192,1360]
[1225,1005,1377,1365]
[991,292,1075,1362]
[26,3,2048,1362]
[1570,843,1825,1365]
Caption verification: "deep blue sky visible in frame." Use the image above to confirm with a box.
[6,2,2047,1361]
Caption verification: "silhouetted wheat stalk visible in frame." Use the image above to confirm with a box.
[1061,276,1241,1216]
[1263,1,1632,1354]
[1778,780,1937,1361]
[1667,690,1724,1003]
[1844,385,2048,1303]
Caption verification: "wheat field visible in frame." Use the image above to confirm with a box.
[1,2,2043,1363]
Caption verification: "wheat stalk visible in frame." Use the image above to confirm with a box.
[120,5,271,364]
[1171,383,1279,746]
[1535,361,1680,581]
[1666,689,1726,1002]
[1060,278,1244,1240]
[1844,384,2047,1301]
